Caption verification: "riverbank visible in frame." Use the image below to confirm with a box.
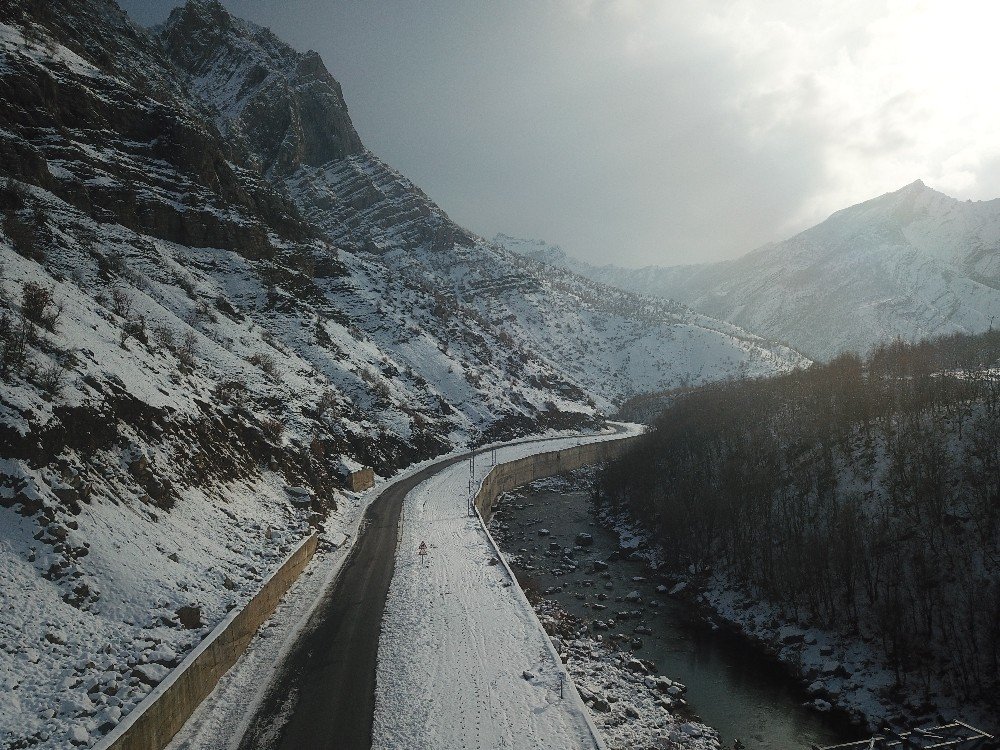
[594,493,999,739]
[531,595,721,750]
[490,485,720,750]
[491,470,864,750]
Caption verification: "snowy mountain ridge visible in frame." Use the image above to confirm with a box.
[157,1,806,403]
[499,180,1000,361]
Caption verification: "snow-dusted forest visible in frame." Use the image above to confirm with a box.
[598,331,1000,730]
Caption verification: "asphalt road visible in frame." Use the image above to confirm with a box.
[235,428,627,750]
[235,451,472,750]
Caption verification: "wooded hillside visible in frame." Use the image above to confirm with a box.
[598,331,1000,712]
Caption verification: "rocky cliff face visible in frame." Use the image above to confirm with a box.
[158,0,363,177]
[0,0,309,257]
[157,0,803,403]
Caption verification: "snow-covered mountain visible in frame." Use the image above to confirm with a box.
[156,0,805,404]
[500,181,1000,361]
[0,1,804,746]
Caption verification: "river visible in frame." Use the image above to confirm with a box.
[491,485,867,750]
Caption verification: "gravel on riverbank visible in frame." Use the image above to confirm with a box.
[492,470,721,750]
[533,596,721,750]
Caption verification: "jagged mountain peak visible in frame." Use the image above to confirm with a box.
[803,180,992,263]
[159,0,363,175]
[863,177,945,204]
[163,0,338,84]
[176,0,227,14]
[159,0,290,68]
[817,179,963,236]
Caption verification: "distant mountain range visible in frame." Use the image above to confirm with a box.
[499,180,1000,361]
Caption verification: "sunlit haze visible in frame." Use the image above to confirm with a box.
[120,0,1000,266]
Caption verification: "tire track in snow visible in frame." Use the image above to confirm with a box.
[373,431,636,750]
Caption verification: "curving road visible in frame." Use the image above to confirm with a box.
[236,427,629,750]
[236,450,473,750]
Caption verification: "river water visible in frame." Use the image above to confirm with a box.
[492,486,867,750]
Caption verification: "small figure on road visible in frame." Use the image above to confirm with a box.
[418,540,428,566]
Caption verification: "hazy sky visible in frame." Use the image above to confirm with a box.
[119,0,1000,267]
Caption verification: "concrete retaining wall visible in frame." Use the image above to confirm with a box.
[96,533,319,750]
[475,434,639,520]
[95,432,640,750]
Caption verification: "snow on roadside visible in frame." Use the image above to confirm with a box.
[162,476,386,750]
[165,428,632,750]
[0,467,315,750]
[373,427,643,750]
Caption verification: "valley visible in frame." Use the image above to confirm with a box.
[499,181,1000,362]
[491,475,866,750]
[0,1,998,749]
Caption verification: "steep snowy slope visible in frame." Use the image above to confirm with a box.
[0,3,599,745]
[157,0,805,405]
[501,182,1000,361]
[0,1,803,746]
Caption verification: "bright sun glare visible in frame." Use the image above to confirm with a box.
[730,0,1000,228]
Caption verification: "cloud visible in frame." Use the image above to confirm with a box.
[682,0,1000,237]
[119,0,1000,267]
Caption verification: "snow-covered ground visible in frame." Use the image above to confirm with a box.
[373,427,644,750]
[162,451,433,750]
[0,464,317,750]
[160,428,635,750]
